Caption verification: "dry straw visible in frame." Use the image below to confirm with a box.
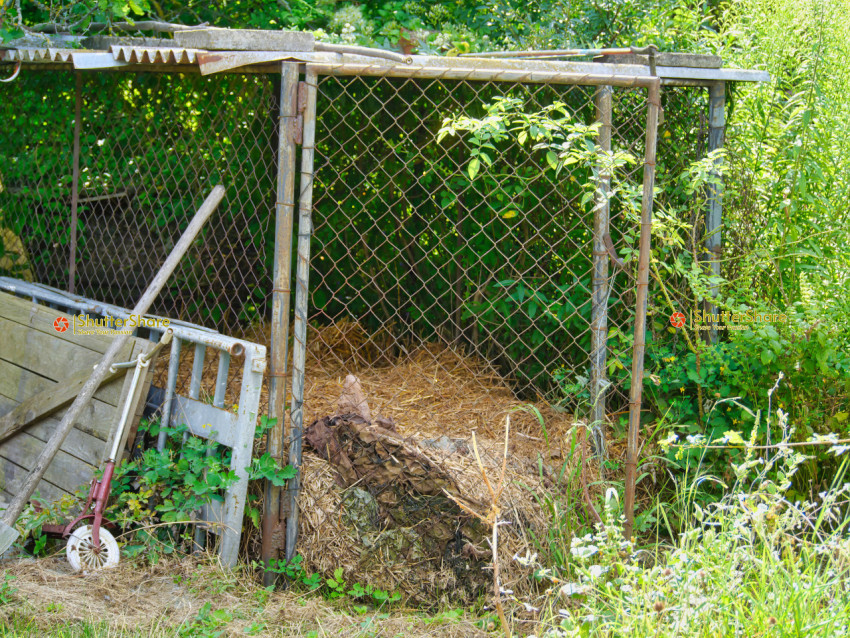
[158,320,611,604]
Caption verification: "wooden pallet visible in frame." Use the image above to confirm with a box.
[0,291,155,504]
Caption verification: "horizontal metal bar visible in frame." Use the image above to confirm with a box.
[0,277,248,357]
[461,46,650,58]
[306,61,662,88]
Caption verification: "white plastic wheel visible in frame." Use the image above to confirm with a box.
[66,525,120,573]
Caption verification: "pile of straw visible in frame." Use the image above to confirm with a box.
[158,320,599,604]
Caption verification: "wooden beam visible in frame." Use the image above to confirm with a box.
[0,366,125,444]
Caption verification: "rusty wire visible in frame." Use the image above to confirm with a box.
[0,68,708,556]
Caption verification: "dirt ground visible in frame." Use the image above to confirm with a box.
[0,556,491,637]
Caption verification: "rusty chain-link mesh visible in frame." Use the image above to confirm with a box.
[0,68,709,428]
[304,75,652,431]
[0,70,279,405]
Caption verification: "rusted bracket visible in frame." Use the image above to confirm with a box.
[291,81,308,145]
[603,232,626,270]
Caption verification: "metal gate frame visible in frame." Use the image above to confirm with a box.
[263,61,660,571]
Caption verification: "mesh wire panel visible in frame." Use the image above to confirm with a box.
[0,70,279,407]
[0,70,76,289]
[657,85,711,321]
[72,72,279,335]
[305,74,652,424]
[0,71,278,338]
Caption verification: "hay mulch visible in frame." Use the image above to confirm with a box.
[0,556,488,637]
[152,320,607,605]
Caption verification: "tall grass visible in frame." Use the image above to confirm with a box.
[718,0,850,330]
[523,405,850,637]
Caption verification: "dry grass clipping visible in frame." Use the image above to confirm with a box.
[0,556,488,637]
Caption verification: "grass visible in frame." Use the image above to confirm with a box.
[519,410,850,637]
[0,556,488,638]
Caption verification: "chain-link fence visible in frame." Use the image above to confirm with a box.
[0,69,281,408]
[0,66,709,422]
[0,62,713,564]
[305,73,654,430]
[0,70,278,341]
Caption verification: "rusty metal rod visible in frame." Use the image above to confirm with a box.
[460,45,658,59]
[285,67,317,562]
[307,62,661,89]
[314,42,412,65]
[704,81,725,344]
[68,72,81,294]
[263,62,299,585]
[624,79,661,538]
[590,85,613,458]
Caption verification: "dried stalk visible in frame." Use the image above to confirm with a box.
[579,422,602,526]
[446,416,512,638]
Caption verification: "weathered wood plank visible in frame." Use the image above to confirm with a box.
[0,316,135,387]
[0,366,125,443]
[0,433,93,498]
[0,356,126,409]
[0,293,158,505]
[0,397,105,466]
[173,27,314,51]
[0,457,67,504]
[0,291,117,354]
[0,362,124,439]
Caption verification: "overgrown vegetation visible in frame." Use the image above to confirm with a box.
[2,0,850,636]
[14,415,291,561]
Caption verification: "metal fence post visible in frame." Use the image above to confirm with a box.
[286,67,318,562]
[705,81,725,344]
[68,73,82,294]
[624,78,661,538]
[263,62,299,584]
[590,85,613,457]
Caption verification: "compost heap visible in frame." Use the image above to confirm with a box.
[298,374,557,605]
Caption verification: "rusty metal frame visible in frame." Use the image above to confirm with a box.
[704,81,725,344]
[262,61,299,585]
[285,66,318,562]
[278,61,661,548]
[624,79,661,537]
[590,85,613,458]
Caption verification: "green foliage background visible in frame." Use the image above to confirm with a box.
[1,0,849,485]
